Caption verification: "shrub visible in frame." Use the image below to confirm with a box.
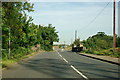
[2,49,8,59]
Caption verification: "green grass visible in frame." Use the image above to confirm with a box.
[2,50,45,68]
[82,47,120,58]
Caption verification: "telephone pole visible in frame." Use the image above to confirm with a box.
[113,0,116,53]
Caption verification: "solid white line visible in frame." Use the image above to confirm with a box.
[71,65,88,80]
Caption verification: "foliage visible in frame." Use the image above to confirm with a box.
[82,48,120,58]
[81,32,120,58]
[2,49,44,68]
[73,38,80,47]
[39,24,59,51]
[81,32,120,51]
[59,44,65,48]
[2,2,59,59]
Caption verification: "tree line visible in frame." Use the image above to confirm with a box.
[81,32,120,51]
[2,2,59,59]
[71,32,120,57]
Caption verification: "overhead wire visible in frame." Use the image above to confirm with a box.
[79,2,111,32]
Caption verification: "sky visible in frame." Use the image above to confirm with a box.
[26,1,119,45]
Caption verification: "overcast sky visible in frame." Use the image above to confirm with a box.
[26,2,118,45]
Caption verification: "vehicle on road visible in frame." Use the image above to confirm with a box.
[72,44,83,52]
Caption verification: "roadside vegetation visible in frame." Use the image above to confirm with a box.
[81,32,120,58]
[82,48,120,58]
[2,2,59,68]
[2,47,44,68]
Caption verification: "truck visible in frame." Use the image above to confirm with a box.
[72,43,83,52]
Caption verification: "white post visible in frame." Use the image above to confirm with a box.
[8,27,10,58]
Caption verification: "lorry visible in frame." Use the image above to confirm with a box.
[72,43,83,52]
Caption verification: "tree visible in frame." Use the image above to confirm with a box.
[82,32,114,51]
[116,36,120,47]
[2,2,34,58]
[2,2,59,59]
[40,24,59,51]
[73,38,80,47]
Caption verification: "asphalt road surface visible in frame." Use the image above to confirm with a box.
[2,49,119,80]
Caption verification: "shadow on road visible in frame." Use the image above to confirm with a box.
[17,58,76,78]
[69,60,119,79]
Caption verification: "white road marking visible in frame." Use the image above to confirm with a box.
[63,58,69,63]
[59,55,62,57]
[56,50,88,79]
[71,65,88,80]
[56,50,59,54]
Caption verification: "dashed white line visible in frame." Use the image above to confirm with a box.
[59,55,62,57]
[56,50,88,80]
[63,58,69,63]
[71,65,88,80]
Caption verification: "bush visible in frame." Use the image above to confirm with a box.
[84,47,120,58]
[7,47,32,59]
[2,49,8,59]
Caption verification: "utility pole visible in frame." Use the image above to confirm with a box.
[118,1,120,37]
[75,30,77,41]
[113,0,116,53]
[8,27,10,58]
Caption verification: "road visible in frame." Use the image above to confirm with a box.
[2,49,119,80]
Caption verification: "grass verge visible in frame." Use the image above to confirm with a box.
[2,50,45,69]
[82,48,120,58]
